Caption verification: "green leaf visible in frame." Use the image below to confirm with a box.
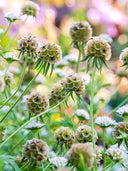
[86,57,92,73]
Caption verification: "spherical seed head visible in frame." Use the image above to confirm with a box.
[84,36,111,61]
[18,35,38,53]
[120,48,128,64]
[38,42,62,64]
[113,122,128,140]
[67,143,95,169]
[106,147,126,161]
[75,125,98,143]
[54,126,75,146]
[0,77,5,91]
[49,84,66,105]
[26,92,49,115]
[69,21,92,43]
[21,1,40,17]
[4,72,14,87]
[61,74,85,95]
[23,138,49,165]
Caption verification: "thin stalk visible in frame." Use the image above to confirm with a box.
[90,64,97,170]
[0,64,43,123]
[102,127,106,168]
[0,22,12,40]
[43,163,51,171]
[1,16,28,54]
[107,96,128,116]
[76,43,81,73]
[4,63,10,74]
[0,54,28,109]
[101,162,113,171]
[0,94,70,148]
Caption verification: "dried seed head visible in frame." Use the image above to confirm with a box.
[69,21,92,43]
[26,92,49,115]
[18,35,38,53]
[49,84,66,105]
[21,1,40,17]
[61,74,85,95]
[75,125,98,143]
[84,36,111,61]
[23,138,49,165]
[38,42,62,64]
[4,72,14,87]
[54,126,75,146]
[113,122,128,140]
[67,143,95,169]
[120,48,128,65]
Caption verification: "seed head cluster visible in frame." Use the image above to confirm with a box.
[23,138,49,165]
[120,48,128,65]
[26,92,49,115]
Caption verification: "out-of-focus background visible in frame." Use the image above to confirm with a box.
[0,0,128,111]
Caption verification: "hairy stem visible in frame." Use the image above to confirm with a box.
[90,64,97,170]
[0,94,70,148]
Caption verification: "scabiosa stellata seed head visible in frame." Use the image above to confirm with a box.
[119,48,128,70]
[116,104,128,118]
[21,1,40,17]
[106,147,127,161]
[75,125,98,143]
[69,21,92,45]
[18,35,38,67]
[4,72,14,87]
[4,12,18,22]
[113,122,128,140]
[26,92,49,116]
[54,126,75,146]
[75,109,90,120]
[95,116,116,128]
[61,73,85,96]
[23,138,49,165]
[67,143,95,169]
[84,36,111,71]
[49,157,68,168]
[36,42,62,76]
[49,83,66,106]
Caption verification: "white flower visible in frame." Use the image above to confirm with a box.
[95,116,116,127]
[25,120,45,130]
[54,59,68,68]
[116,104,128,116]
[49,157,67,167]
[48,151,56,158]
[54,69,66,77]
[21,95,29,104]
[4,52,18,62]
[75,109,90,120]
[0,28,4,35]
[64,54,77,64]
[99,33,113,43]
[106,147,127,161]
[4,12,18,22]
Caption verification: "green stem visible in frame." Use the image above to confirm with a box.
[0,22,12,40]
[0,64,43,123]
[107,96,128,116]
[76,43,81,73]
[43,163,51,171]
[102,127,106,168]
[1,16,28,54]
[101,162,113,171]
[90,64,97,170]
[0,94,70,148]
[0,54,28,109]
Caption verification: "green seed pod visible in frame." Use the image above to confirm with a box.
[22,1,40,17]
[61,74,85,95]
[69,21,92,43]
[49,83,66,105]
[26,92,49,115]
[54,126,75,146]
[67,143,95,169]
[75,125,98,143]
[23,138,49,165]
[113,122,128,140]
[38,42,62,64]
